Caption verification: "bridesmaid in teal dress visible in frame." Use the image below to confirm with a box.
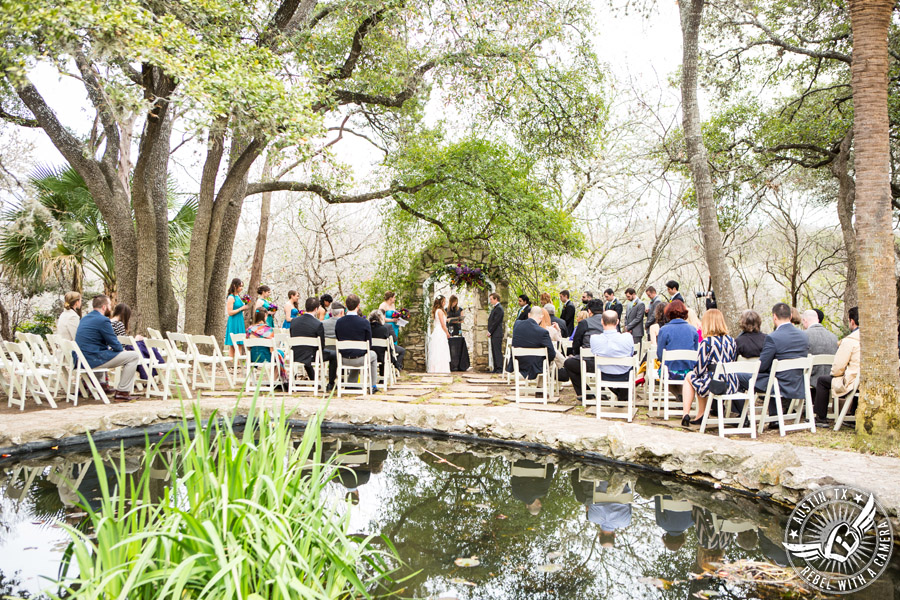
[225,278,249,358]
[282,290,300,328]
[255,285,277,328]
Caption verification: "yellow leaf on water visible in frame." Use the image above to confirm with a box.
[537,563,562,573]
[454,557,480,567]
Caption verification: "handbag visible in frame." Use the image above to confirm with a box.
[706,361,728,395]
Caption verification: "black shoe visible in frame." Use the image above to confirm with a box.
[815,418,830,428]
[681,415,691,427]
[325,384,335,394]
[690,417,704,426]
[766,422,780,431]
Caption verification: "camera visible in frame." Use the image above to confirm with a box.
[695,290,714,298]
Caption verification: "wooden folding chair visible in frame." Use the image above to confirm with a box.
[117,335,162,398]
[593,356,636,421]
[831,378,860,431]
[242,337,279,395]
[659,349,699,420]
[511,347,551,404]
[335,340,371,397]
[755,356,814,436]
[287,336,324,396]
[700,360,761,438]
[142,338,194,401]
[60,339,110,405]
[187,333,235,390]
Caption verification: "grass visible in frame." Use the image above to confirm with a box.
[47,395,399,599]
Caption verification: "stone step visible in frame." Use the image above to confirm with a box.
[515,403,573,413]
[428,397,492,406]
[440,393,492,399]
[503,395,559,404]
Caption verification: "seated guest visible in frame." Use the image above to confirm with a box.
[110,303,132,337]
[56,291,82,341]
[334,294,379,393]
[323,302,344,339]
[110,303,162,380]
[74,295,141,402]
[564,300,605,402]
[247,309,288,386]
[687,308,703,343]
[589,310,635,403]
[510,306,557,379]
[544,303,568,337]
[814,307,860,426]
[656,300,698,381]
[738,303,809,408]
[801,309,838,392]
[680,309,739,427]
[735,310,766,358]
[648,302,667,346]
[572,310,589,339]
[290,297,337,392]
[538,308,566,369]
[369,310,405,371]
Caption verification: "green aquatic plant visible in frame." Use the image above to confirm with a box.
[47,399,398,599]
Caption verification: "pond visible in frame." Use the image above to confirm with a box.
[1,430,898,599]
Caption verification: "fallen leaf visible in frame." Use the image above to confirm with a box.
[495,514,508,520]
[454,557,480,568]
[537,564,562,573]
[638,577,673,590]
[465,487,482,493]
[474,503,491,510]
[546,551,563,561]
[692,591,720,599]
[449,577,476,586]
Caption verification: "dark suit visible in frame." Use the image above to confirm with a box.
[290,313,337,386]
[516,303,531,321]
[560,300,576,335]
[645,296,663,330]
[604,299,623,332]
[670,292,684,304]
[510,318,556,379]
[487,303,505,373]
[550,315,568,338]
[754,323,810,400]
[624,300,645,342]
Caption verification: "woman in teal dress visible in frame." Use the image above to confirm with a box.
[225,278,249,358]
[282,290,300,329]
[255,285,277,328]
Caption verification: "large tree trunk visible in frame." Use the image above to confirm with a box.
[0,296,10,341]
[246,155,275,328]
[831,129,858,327]
[848,0,900,449]
[679,0,740,333]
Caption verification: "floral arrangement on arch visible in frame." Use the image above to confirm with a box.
[444,263,488,289]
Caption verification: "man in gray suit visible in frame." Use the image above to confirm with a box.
[487,293,505,373]
[644,286,663,331]
[801,309,838,390]
[623,288,645,343]
[323,302,344,339]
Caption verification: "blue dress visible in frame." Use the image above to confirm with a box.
[260,299,275,328]
[282,307,300,329]
[225,294,246,346]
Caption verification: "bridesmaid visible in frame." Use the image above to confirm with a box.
[316,294,333,320]
[283,290,300,328]
[225,278,249,358]
[255,285,276,328]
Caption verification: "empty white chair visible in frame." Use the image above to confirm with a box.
[5,341,59,409]
[593,356,636,421]
[147,327,164,340]
[831,378,860,431]
[511,347,550,404]
[335,340,371,397]
[117,335,161,398]
[699,361,761,438]
[755,356,814,436]
[142,338,194,401]
[658,349,699,420]
[188,334,235,390]
[578,346,597,406]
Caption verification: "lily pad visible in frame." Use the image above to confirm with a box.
[454,557,480,568]
[537,563,562,573]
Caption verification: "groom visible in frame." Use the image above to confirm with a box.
[487,292,505,374]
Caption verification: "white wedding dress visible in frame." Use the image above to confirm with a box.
[427,309,451,373]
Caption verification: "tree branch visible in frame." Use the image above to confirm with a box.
[244,177,441,202]
[0,105,39,128]
[325,7,391,82]
[73,49,121,172]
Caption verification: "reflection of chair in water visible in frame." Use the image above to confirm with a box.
[48,460,92,507]
[509,459,556,515]
[571,470,633,545]
[654,495,694,551]
[330,440,390,504]
[4,465,41,507]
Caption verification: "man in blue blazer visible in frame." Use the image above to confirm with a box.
[74,295,141,402]
[509,306,556,379]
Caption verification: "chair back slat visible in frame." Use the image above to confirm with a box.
[336,340,369,352]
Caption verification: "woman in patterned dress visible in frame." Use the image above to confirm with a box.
[680,309,739,427]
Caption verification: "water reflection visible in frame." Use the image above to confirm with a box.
[1,434,898,599]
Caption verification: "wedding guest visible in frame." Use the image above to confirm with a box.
[656,300,698,382]
[317,294,333,320]
[516,294,532,321]
[336,294,379,391]
[603,288,623,329]
[644,286,663,332]
[564,300,605,402]
[687,308,703,343]
[801,309,838,391]
[623,288,645,343]
[282,290,300,329]
[447,295,463,336]
[225,278,249,358]
[580,291,594,312]
[110,303,131,337]
[539,308,566,369]
[511,306,557,379]
[665,280,684,303]
[323,301,344,339]
[544,303,568,337]
[790,306,802,328]
[247,309,288,387]
[648,302,667,346]
[680,309,738,427]
[290,297,336,392]
[559,290,576,334]
[589,310,634,403]
[539,292,553,308]
[56,291,82,341]
[369,310,403,371]
[75,295,141,402]
[255,285,276,328]
[814,307,860,426]
[735,310,765,358]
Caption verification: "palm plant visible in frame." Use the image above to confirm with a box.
[0,165,196,297]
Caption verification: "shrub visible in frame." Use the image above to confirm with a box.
[15,309,55,338]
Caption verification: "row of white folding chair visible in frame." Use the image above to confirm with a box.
[335,340,371,397]
[55,338,111,406]
[699,360,761,438]
[593,356,637,421]
[136,335,194,401]
[756,356,815,436]
[655,349,700,420]
[186,333,234,390]
[830,378,859,431]
[116,335,161,398]
[511,347,552,404]
[2,340,58,409]
[370,338,398,389]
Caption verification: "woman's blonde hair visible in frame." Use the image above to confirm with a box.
[539,308,551,328]
[701,308,729,337]
[575,310,589,323]
[63,291,81,310]
[431,296,445,319]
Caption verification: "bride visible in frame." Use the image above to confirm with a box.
[427,295,451,373]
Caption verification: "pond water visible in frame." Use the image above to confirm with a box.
[1,431,898,599]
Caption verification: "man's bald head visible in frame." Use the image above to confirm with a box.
[601,310,619,329]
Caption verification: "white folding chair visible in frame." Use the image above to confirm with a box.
[511,347,550,404]
[166,332,194,378]
[503,337,515,383]
[645,344,660,412]
[147,327,163,340]
[142,338,194,401]
[188,334,235,390]
[117,335,162,398]
[579,346,597,406]
[370,338,395,389]
[659,349,699,420]
[229,333,248,380]
[809,353,835,403]
[831,378,860,431]
[700,361,760,438]
[335,340,371,397]
[4,340,59,409]
[593,356,636,421]
[241,338,279,395]
[287,336,324,396]
[755,356,814,436]
[60,339,110,405]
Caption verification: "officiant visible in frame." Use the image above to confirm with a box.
[445,295,470,371]
[446,295,464,336]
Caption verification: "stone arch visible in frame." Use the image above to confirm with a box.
[402,245,509,372]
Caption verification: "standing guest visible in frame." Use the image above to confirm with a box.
[623,288,645,343]
[516,294,532,321]
[545,303,568,337]
[75,295,141,402]
[282,290,300,329]
[380,291,400,341]
[648,303,668,346]
[735,310,766,358]
[255,285,277,328]
[427,296,451,374]
[487,293,505,374]
[316,294,333,320]
[335,294,379,392]
[225,278,249,358]
[539,292,553,309]
[564,300,605,402]
[687,308,703,343]
[603,288,623,330]
[369,310,404,372]
[290,297,337,392]
[511,306,557,379]
[247,309,288,387]
[644,286,663,333]
[323,301,344,339]
[801,309,838,391]
[656,300,698,383]
[589,310,635,403]
[665,280,684,304]
[559,290,576,334]
[446,295,463,336]
[814,307,860,426]
[580,291,594,312]
[680,309,738,427]
[56,291,82,341]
